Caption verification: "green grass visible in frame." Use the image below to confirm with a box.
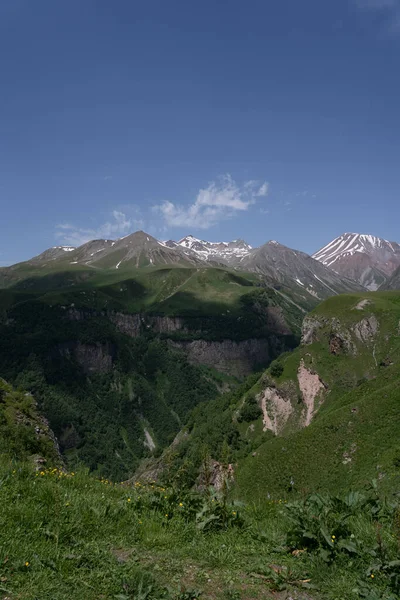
[1,460,399,600]
[0,263,309,331]
[233,291,400,498]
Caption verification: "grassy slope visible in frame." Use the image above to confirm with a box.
[0,264,305,481]
[3,264,308,324]
[0,379,61,465]
[1,459,399,600]
[235,291,400,499]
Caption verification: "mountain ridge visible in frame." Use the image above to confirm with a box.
[0,230,364,304]
[313,232,400,290]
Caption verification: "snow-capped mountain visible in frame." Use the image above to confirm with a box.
[1,230,366,301]
[313,233,400,290]
[172,235,252,264]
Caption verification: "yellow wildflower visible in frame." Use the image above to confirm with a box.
[25,561,30,567]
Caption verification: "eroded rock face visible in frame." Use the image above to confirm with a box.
[302,315,357,354]
[329,334,345,355]
[59,342,114,374]
[168,338,284,377]
[108,313,192,337]
[109,312,142,336]
[301,316,323,345]
[297,359,325,426]
[63,309,294,376]
[259,387,294,435]
[353,315,379,343]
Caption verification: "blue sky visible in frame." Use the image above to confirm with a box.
[1,0,399,265]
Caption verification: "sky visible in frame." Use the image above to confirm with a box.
[1,0,399,265]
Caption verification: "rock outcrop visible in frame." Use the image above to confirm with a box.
[58,342,114,374]
[64,308,294,376]
[297,359,325,426]
[259,387,294,435]
[168,337,284,377]
[353,315,379,343]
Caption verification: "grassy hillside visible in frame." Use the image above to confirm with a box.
[1,265,308,333]
[2,457,400,600]
[0,378,61,465]
[235,291,400,498]
[0,263,306,479]
[163,291,400,500]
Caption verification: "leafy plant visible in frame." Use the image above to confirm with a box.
[285,493,359,562]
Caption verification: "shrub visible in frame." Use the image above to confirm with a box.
[270,361,284,378]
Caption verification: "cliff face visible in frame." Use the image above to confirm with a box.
[168,337,285,377]
[109,313,191,337]
[58,342,115,374]
[65,308,296,377]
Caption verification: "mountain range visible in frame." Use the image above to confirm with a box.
[2,230,400,296]
[2,225,400,516]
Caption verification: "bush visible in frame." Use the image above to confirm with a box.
[270,361,284,378]
[238,395,262,423]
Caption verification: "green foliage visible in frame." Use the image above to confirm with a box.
[235,290,400,499]
[237,394,262,423]
[163,374,261,488]
[1,460,400,600]
[0,304,220,480]
[270,360,284,378]
[0,378,60,464]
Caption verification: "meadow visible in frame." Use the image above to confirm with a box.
[0,459,399,600]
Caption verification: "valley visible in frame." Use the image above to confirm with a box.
[1,230,400,599]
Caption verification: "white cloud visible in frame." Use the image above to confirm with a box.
[55,210,143,246]
[256,182,269,197]
[153,175,268,230]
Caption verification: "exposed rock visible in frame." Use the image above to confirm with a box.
[109,312,142,336]
[297,360,325,426]
[64,308,293,375]
[259,387,294,434]
[301,316,323,345]
[147,315,191,334]
[354,299,371,311]
[196,459,234,492]
[353,315,379,343]
[168,337,284,377]
[143,428,156,451]
[302,315,357,355]
[58,342,114,374]
[329,334,345,355]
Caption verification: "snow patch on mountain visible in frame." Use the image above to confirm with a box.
[175,235,252,263]
[313,233,399,267]
[54,246,75,252]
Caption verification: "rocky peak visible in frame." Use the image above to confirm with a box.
[313,233,400,290]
